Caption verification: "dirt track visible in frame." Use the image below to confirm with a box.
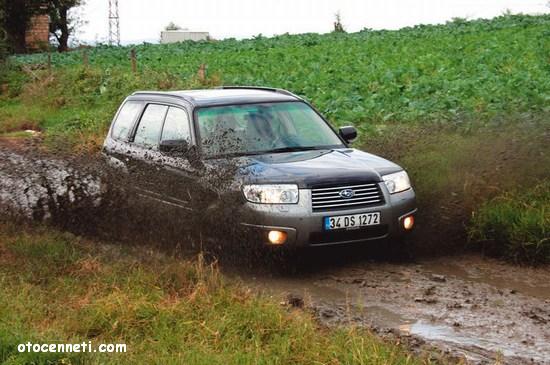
[1,142,549,365]
[239,252,550,364]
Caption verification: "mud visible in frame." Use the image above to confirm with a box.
[2,140,550,364]
[239,253,550,364]
[0,139,251,248]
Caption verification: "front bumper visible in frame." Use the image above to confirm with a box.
[240,183,417,247]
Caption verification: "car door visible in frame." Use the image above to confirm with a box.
[156,105,198,210]
[125,103,172,205]
[103,100,144,171]
[128,102,206,208]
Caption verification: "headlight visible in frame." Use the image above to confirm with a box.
[382,171,411,194]
[242,184,299,204]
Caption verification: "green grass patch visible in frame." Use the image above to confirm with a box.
[0,225,429,364]
[468,182,550,264]
[0,66,214,151]
[0,130,36,138]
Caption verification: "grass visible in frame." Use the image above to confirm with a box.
[0,130,37,138]
[0,224,431,365]
[0,66,210,152]
[468,182,550,264]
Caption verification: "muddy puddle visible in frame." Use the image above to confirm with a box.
[236,254,550,364]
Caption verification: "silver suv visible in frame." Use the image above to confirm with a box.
[103,86,417,247]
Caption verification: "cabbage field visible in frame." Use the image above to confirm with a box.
[11,14,550,127]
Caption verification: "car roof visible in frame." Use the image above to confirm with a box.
[131,87,301,107]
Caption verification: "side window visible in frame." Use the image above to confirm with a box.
[111,101,142,140]
[133,104,168,148]
[161,107,191,142]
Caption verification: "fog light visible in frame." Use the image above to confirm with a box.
[403,215,415,230]
[268,230,287,245]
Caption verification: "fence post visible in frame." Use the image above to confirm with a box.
[130,48,137,73]
[82,49,88,67]
[198,63,207,84]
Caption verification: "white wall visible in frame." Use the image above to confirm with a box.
[160,31,210,43]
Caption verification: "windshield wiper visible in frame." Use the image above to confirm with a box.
[260,146,326,154]
[207,146,331,159]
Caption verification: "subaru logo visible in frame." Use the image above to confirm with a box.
[339,189,355,199]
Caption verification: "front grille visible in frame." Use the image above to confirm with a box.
[311,182,384,212]
[309,225,388,245]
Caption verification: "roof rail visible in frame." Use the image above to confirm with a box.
[217,86,300,99]
[131,90,196,103]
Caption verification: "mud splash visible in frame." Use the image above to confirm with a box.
[0,140,254,254]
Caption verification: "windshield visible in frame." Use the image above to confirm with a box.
[196,102,344,157]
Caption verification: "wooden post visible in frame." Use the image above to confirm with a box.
[198,63,207,84]
[130,48,137,73]
[82,49,88,67]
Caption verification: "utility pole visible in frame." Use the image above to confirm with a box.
[108,0,120,46]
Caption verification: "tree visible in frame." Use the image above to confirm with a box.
[165,22,182,31]
[3,0,45,53]
[0,0,7,61]
[333,11,346,33]
[48,0,84,52]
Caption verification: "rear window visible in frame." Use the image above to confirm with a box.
[111,101,142,140]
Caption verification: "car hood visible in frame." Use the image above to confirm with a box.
[234,148,402,188]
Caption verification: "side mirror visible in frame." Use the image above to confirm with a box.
[339,126,357,143]
[160,140,204,170]
[160,139,190,154]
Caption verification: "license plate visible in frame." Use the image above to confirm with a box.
[324,212,381,230]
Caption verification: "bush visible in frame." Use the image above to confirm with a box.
[468,182,550,264]
[0,0,7,83]
[0,40,7,85]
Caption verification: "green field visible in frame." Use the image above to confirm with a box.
[1,15,549,258]
[9,14,550,129]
